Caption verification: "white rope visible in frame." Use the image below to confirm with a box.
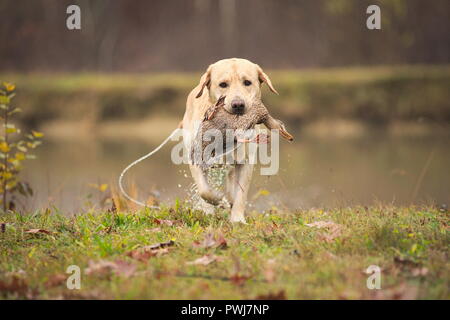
[118,128,179,208]
[118,127,242,208]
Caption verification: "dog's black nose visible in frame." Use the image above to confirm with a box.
[231,98,245,114]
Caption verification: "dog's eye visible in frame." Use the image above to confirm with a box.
[219,82,228,88]
[244,80,252,86]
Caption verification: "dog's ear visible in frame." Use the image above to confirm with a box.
[195,66,212,98]
[257,65,278,95]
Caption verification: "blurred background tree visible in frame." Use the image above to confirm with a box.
[0,0,448,72]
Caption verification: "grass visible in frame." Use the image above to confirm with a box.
[0,204,448,299]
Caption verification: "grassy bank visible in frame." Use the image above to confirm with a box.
[2,66,450,132]
[0,205,448,299]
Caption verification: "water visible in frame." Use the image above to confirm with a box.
[21,133,449,213]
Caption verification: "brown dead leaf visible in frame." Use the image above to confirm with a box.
[192,233,228,249]
[127,247,169,262]
[255,290,286,300]
[0,276,36,298]
[145,240,175,250]
[45,274,67,288]
[370,283,419,300]
[229,274,251,286]
[186,254,221,266]
[85,259,136,278]
[154,219,180,226]
[24,228,53,235]
[112,260,136,277]
[306,221,343,242]
[264,222,280,235]
[57,289,106,300]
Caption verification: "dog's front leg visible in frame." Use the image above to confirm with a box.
[225,167,236,207]
[189,164,223,206]
[229,163,253,223]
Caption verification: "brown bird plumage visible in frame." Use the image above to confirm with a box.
[191,96,293,168]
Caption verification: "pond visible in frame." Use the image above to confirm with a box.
[22,131,449,213]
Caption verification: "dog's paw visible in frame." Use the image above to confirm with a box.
[199,189,223,206]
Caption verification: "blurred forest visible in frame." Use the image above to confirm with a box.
[1,0,449,72]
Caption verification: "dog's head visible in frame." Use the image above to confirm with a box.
[195,58,278,115]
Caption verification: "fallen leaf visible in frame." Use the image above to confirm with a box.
[24,228,53,235]
[57,289,105,300]
[229,274,251,286]
[186,254,221,266]
[192,233,228,249]
[370,283,419,300]
[255,290,286,300]
[306,221,343,242]
[85,260,136,278]
[154,219,180,226]
[112,260,137,277]
[264,222,280,235]
[127,247,169,262]
[45,274,67,288]
[145,240,175,250]
[0,276,34,298]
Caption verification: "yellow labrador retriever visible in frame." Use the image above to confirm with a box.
[182,58,279,223]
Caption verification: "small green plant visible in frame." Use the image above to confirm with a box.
[0,82,43,213]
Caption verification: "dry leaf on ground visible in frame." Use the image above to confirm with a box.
[154,219,180,226]
[45,274,67,288]
[127,247,169,262]
[24,228,53,235]
[370,283,419,300]
[306,221,343,242]
[192,233,227,249]
[85,260,136,278]
[255,290,286,300]
[0,276,36,298]
[186,254,221,266]
[145,240,175,250]
[145,227,161,233]
[229,274,251,286]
